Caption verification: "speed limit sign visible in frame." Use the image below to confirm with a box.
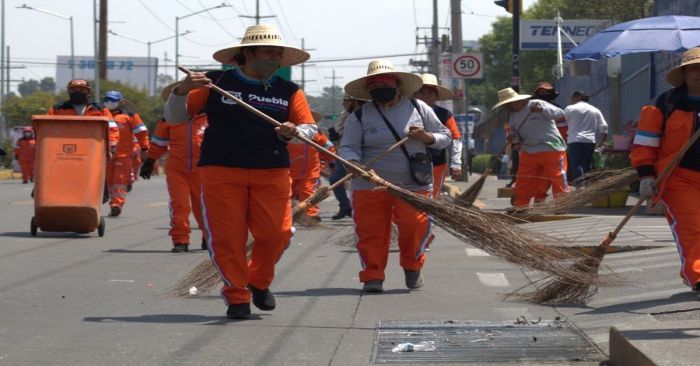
[452,53,483,79]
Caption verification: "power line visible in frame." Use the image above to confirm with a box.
[310,52,429,63]
[176,0,239,20]
[196,0,238,38]
[137,0,173,31]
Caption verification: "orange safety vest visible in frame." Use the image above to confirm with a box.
[147,113,208,172]
[288,133,334,180]
[48,102,119,149]
[14,138,36,162]
[112,111,149,158]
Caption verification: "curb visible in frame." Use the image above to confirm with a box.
[0,169,18,180]
[609,327,657,366]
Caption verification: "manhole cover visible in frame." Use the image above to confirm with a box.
[372,320,601,364]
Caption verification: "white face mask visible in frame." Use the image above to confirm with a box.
[104,101,120,110]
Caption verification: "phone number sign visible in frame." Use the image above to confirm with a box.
[452,53,483,79]
[55,55,157,92]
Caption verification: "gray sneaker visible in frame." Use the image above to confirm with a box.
[404,269,424,289]
[362,280,384,293]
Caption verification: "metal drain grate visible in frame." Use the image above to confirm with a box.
[372,320,601,364]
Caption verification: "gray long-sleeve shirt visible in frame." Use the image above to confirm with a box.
[340,97,451,191]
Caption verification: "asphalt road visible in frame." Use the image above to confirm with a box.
[3,175,688,365]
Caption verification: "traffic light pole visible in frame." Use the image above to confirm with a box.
[512,0,520,92]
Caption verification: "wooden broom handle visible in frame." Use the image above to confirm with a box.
[327,137,410,190]
[606,125,700,241]
[178,66,369,177]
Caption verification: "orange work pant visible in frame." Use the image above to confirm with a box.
[200,166,293,305]
[166,168,204,245]
[131,154,141,183]
[431,164,447,199]
[291,177,320,217]
[19,160,34,183]
[352,190,433,283]
[513,150,569,207]
[106,157,132,208]
[661,167,700,289]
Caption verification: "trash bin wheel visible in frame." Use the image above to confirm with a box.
[30,217,38,236]
[97,217,105,237]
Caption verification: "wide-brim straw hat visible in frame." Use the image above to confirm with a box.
[213,24,310,67]
[418,73,454,100]
[343,93,369,102]
[492,87,532,110]
[161,81,181,102]
[311,110,322,122]
[344,59,423,100]
[666,47,700,87]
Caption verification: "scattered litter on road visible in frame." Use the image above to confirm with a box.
[146,283,154,287]
[391,341,436,353]
[109,279,135,283]
[188,286,198,295]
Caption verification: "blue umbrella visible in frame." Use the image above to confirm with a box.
[564,15,700,60]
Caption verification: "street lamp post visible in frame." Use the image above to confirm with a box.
[175,3,230,79]
[17,4,75,79]
[109,30,192,96]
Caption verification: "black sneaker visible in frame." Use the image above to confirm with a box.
[331,208,352,220]
[109,206,121,217]
[404,269,424,289]
[226,303,251,319]
[248,284,276,310]
[126,184,132,193]
[201,237,208,250]
[171,244,189,253]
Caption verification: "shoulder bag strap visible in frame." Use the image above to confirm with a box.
[373,101,412,160]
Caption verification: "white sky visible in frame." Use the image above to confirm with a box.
[2,0,537,96]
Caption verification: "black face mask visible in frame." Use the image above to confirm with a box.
[69,92,88,105]
[369,87,397,104]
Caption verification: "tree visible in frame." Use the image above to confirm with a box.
[17,79,40,97]
[475,0,654,109]
[1,91,58,128]
[40,77,56,92]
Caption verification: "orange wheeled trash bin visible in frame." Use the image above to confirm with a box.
[30,115,110,237]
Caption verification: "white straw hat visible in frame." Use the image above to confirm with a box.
[311,110,322,122]
[213,24,310,67]
[666,47,700,87]
[344,59,423,100]
[417,73,454,100]
[492,87,532,110]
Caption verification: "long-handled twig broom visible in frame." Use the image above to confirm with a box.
[514,126,700,304]
[171,67,600,297]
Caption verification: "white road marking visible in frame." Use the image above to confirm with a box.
[142,202,168,207]
[465,248,489,256]
[477,272,511,287]
[10,200,32,205]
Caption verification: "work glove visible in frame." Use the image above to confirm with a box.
[139,158,155,180]
[638,177,657,200]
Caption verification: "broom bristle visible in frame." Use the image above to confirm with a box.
[167,257,222,297]
[526,168,636,215]
[454,170,490,206]
[362,172,601,290]
[507,241,610,304]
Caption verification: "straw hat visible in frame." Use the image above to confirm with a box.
[491,87,532,110]
[417,73,454,100]
[343,93,369,102]
[161,81,181,102]
[213,24,310,67]
[344,59,423,100]
[311,110,322,123]
[666,47,700,87]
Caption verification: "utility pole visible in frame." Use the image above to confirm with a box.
[5,46,9,96]
[512,0,521,91]
[239,0,275,24]
[324,70,343,117]
[93,0,100,102]
[300,38,315,91]
[450,0,465,115]
[431,0,439,78]
[98,0,108,81]
[1,0,5,108]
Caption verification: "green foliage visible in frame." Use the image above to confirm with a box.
[471,154,496,173]
[1,138,14,168]
[1,92,59,128]
[475,0,654,108]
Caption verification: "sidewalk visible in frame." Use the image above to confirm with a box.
[443,174,700,366]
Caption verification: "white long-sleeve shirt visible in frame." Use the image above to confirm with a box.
[340,97,451,191]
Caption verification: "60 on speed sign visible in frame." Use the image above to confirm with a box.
[452,53,483,79]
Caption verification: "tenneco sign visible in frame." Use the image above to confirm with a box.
[520,19,612,50]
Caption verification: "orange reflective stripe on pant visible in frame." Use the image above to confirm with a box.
[291,178,320,217]
[200,166,293,305]
[431,164,447,199]
[166,168,204,244]
[661,167,700,288]
[106,156,132,208]
[352,190,433,283]
[513,150,568,207]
